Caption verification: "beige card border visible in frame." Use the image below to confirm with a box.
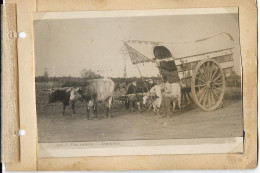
[38,137,243,158]
[3,0,257,171]
[1,3,20,163]
[33,7,238,20]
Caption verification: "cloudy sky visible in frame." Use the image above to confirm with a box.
[34,12,241,78]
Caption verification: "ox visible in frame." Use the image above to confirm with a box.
[47,87,82,115]
[79,78,115,119]
[124,80,155,111]
[143,83,181,116]
[143,85,162,114]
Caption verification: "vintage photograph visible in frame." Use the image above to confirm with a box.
[33,8,243,157]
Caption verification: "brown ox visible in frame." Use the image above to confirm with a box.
[47,87,82,115]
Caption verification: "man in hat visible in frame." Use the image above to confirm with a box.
[161,76,174,118]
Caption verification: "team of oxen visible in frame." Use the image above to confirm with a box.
[44,78,182,119]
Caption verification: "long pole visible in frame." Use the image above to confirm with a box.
[135,64,150,92]
[134,64,155,107]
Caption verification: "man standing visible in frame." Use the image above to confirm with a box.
[155,59,180,118]
[161,76,175,118]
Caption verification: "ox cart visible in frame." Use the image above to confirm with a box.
[123,34,235,111]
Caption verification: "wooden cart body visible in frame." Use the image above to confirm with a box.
[161,48,234,87]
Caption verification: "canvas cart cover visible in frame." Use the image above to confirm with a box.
[125,33,234,61]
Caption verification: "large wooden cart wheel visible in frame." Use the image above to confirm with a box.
[191,59,225,111]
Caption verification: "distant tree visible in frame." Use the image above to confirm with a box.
[80,69,103,79]
[35,76,46,82]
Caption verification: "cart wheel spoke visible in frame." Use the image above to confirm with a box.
[196,86,207,96]
[212,73,222,83]
[202,89,208,107]
[211,88,219,101]
[212,86,222,93]
[208,62,214,81]
[207,89,212,108]
[202,64,209,80]
[211,67,219,81]
[206,61,211,80]
[198,68,207,81]
[212,82,223,86]
[209,90,215,104]
[196,77,206,83]
[209,63,215,80]
[195,84,207,88]
[202,63,207,79]
[198,88,207,103]
[207,89,212,107]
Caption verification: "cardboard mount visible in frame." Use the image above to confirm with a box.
[1,0,257,171]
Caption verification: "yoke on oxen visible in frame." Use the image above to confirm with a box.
[116,93,144,102]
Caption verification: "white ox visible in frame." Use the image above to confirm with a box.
[79,78,115,119]
[143,85,162,114]
[164,83,181,113]
[143,83,181,114]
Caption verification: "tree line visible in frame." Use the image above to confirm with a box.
[35,69,161,84]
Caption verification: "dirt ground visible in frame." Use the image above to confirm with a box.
[37,85,243,143]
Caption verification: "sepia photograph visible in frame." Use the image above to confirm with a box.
[33,8,243,157]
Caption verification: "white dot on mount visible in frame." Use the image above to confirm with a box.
[18,32,26,39]
[18,129,26,136]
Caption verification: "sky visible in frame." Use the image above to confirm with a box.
[34,13,241,78]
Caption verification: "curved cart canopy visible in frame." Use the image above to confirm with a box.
[125,34,234,61]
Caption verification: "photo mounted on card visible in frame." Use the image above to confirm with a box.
[33,7,243,158]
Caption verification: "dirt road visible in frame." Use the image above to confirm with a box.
[37,99,243,143]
